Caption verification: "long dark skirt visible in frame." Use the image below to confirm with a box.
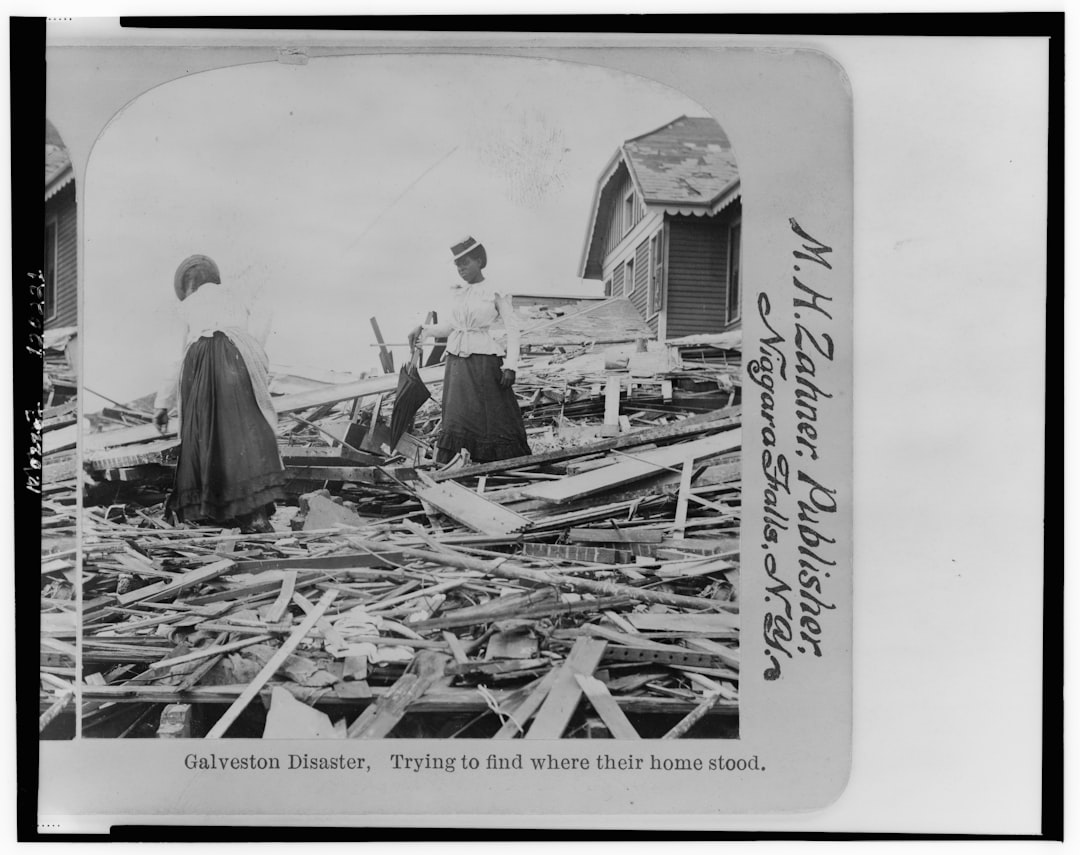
[436,353,531,464]
[169,332,285,524]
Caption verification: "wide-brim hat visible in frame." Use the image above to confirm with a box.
[174,254,221,301]
[450,236,485,262]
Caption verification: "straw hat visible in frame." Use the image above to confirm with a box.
[450,236,486,266]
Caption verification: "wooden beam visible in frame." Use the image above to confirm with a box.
[524,637,606,739]
[349,650,450,739]
[350,539,736,613]
[115,559,237,607]
[412,474,533,536]
[518,429,741,505]
[205,589,339,739]
[574,674,640,740]
[430,407,740,482]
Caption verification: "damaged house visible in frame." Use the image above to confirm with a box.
[580,115,741,340]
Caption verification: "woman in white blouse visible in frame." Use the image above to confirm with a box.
[409,236,531,464]
[153,255,285,533]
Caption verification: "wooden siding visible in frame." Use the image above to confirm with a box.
[633,239,653,334]
[45,183,77,329]
[612,264,624,297]
[665,215,729,339]
[600,168,642,258]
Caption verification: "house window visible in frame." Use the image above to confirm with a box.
[624,257,634,295]
[727,222,741,323]
[623,191,636,234]
[44,219,57,321]
[604,277,612,297]
[649,228,665,315]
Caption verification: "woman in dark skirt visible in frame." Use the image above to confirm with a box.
[153,255,285,533]
[409,236,531,465]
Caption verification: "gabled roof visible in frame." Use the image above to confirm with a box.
[580,115,740,278]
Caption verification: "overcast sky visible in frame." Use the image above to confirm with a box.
[82,52,710,406]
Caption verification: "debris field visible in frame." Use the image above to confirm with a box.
[42,297,742,740]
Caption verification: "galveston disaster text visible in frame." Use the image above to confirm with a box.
[749,218,840,681]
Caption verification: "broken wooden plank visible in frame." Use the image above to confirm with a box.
[524,637,606,739]
[349,650,450,739]
[573,674,640,740]
[205,589,339,739]
[673,453,695,536]
[520,542,623,565]
[273,363,445,415]
[115,559,237,607]
[661,693,720,739]
[430,406,741,482]
[351,540,734,614]
[519,428,741,505]
[486,670,557,738]
[412,474,533,536]
[261,571,298,624]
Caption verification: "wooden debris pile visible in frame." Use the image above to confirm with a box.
[76,303,742,739]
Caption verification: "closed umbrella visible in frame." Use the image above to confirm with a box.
[389,349,432,451]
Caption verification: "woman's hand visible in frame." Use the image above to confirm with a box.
[500,368,516,389]
[153,408,169,434]
[407,325,424,352]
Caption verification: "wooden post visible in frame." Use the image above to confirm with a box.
[370,317,395,374]
[673,453,695,536]
[602,376,620,437]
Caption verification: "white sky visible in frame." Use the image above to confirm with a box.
[82,52,710,406]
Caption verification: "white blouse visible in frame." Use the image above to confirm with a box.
[154,282,272,411]
[421,280,521,371]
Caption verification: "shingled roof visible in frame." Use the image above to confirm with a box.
[623,115,739,206]
[45,120,74,201]
[579,115,740,279]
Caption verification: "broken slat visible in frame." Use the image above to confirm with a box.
[524,637,607,739]
[205,589,339,739]
[349,650,451,739]
[573,674,640,740]
[261,571,298,624]
[430,406,740,482]
[115,559,237,607]
[520,542,623,565]
[519,429,741,506]
[412,475,533,536]
[661,692,720,739]
[492,661,562,739]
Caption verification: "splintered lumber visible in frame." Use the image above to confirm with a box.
[661,693,720,739]
[625,613,740,633]
[573,674,640,740]
[603,376,621,427]
[520,542,622,565]
[493,668,561,738]
[524,637,607,739]
[412,475,534,536]
[350,540,734,613]
[430,406,740,482]
[519,428,741,505]
[115,559,237,607]
[349,650,451,739]
[273,364,446,415]
[145,634,275,673]
[673,454,695,536]
[205,588,339,739]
